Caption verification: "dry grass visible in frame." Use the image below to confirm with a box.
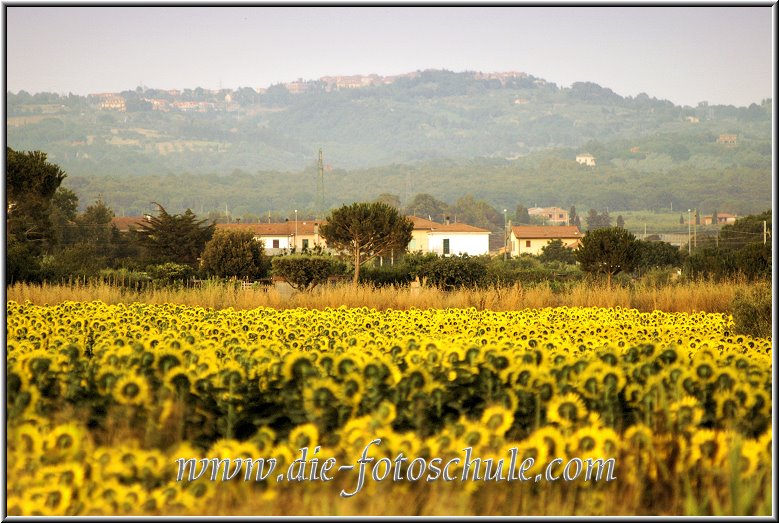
[5,278,758,313]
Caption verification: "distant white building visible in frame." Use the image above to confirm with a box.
[216,222,326,254]
[528,207,569,225]
[576,153,596,166]
[407,216,491,256]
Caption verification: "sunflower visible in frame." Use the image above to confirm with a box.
[139,449,167,481]
[757,429,771,455]
[393,431,423,459]
[13,423,44,455]
[713,367,737,391]
[688,429,728,468]
[713,390,747,424]
[598,427,620,457]
[669,396,704,431]
[149,485,181,512]
[568,426,605,461]
[288,423,319,450]
[95,367,121,396]
[44,423,85,461]
[747,388,770,417]
[546,392,588,428]
[621,425,659,482]
[459,422,488,449]
[302,378,340,417]
[513,437,548,476]
[532,425,567,460]
[480,405,514,436]
[736,439,763,479]
[249,426,277,454]
[283,353,319,382]
[93,478,124,508]
[179,479,215,511]
[23,485,73,516]
[370,401,398,427]
[428,429,457,458]
[691,359,716,384]
[163,368,192,395]
[269,445,295,472]
[45,462,86,490]
[113,375,150,406]
[339,376,364,407]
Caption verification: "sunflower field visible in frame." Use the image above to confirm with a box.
[5,301,773,515]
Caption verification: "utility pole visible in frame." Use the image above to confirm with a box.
[693,208,697,249]
[687,209,692,255]
[644,223,647,240]
[764,220,767,245]
[317,148,325,221]
[503,209,508,261]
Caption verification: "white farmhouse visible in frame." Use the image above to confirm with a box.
[575,153,596,167]
[407,216,491,256]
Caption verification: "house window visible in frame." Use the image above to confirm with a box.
[525,240,531,248]
[272,239,279,249]
[443,239,450,255]
[559,214,564,219]
[302,239,309,250]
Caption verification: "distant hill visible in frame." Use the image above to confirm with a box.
[6,70,772,218]
[7,69,771,174]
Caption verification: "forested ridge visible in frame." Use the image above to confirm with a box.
[7,69,772,217]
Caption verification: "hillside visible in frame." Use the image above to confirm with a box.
[7,70,772,220]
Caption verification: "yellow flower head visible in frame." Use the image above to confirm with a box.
[546,392,588,428]
[113,374,150,406]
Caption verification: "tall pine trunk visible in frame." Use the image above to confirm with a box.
[352,246,361,286]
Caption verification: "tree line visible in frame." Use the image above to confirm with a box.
[6,148,770,288]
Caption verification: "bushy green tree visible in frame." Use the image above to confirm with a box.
[539,239,577,264]
[684,211,771,280]
[147,262,196,285]
[515,205,531,224]
[417,254,488,289]
[49,187,79,246]
[271,255,342,291]
[403,193,450,222]
[735,242,771,280]
[575,227,639,286]
[320,202,413,285]
[74,197,115,257]
[635,240,683,273]
[136,203,215,266]
[375,193,401,209]
[719,210,770,250]
[585,208,612,230]
[6,148,71,283]
[568,206,579,226]
[6,148,67,282]
[200,229,269,280]
[452,194,503,231]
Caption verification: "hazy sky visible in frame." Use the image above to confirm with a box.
[4,6,774,107]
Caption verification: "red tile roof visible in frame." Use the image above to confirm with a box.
[428,222,491,234]
[406,216,441,230]
[512,225,583,239]
[111,216,149,232]
[406,215,490,233]
[216,221,325,236]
